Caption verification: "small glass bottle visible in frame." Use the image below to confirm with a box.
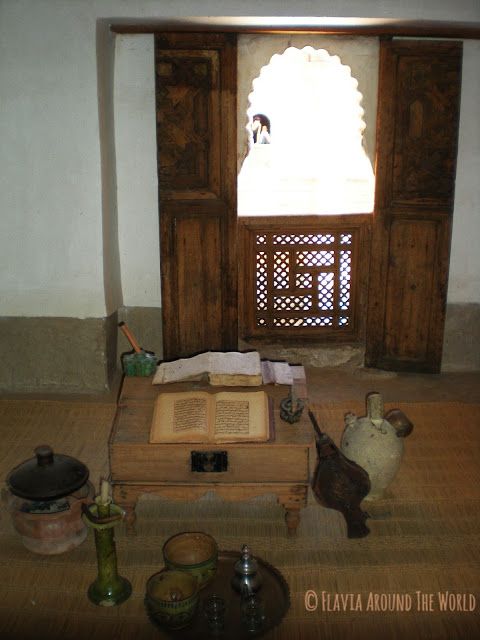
[240,589,265,633]
[203,594,226,634]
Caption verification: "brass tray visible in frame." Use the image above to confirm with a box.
[145,550,290,638]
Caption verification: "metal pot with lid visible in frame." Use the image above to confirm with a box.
[3,444,94,555]
[7,444,89,501]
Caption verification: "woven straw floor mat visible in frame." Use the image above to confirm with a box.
[0,399,479,639]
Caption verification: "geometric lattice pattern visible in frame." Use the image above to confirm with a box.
[255,230,356,331]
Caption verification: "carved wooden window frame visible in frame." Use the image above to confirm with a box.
[239,214,371,342]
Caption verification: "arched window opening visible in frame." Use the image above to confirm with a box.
[238,46,375,216]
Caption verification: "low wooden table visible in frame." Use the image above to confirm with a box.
[109,376,315,536]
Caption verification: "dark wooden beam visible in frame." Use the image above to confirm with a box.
[110,20,480,39]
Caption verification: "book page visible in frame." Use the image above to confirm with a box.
[150,391,211,443]
[214,399,250,436]
[172,397,209,434]
[212,391,269,443]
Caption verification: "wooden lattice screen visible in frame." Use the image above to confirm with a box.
[239,217,370,341]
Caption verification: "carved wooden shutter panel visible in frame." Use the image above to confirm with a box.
[366,40,462,373]
[155,33,237,359]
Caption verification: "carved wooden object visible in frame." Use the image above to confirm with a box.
[366,40,462,372]
[238,215,371,342]
[155,33,237,359]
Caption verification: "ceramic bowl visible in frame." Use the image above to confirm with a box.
[145,568,199,630]
[163,531,218,589]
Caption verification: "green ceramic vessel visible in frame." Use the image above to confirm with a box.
[163,531,218,589]
[145,569,199,630]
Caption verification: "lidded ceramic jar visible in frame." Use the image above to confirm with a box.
[340,393,412,500]
[3,444,93,554]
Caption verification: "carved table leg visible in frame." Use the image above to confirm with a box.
[278,486,308,537]
[284,507,301,537]
[122,504,137,536]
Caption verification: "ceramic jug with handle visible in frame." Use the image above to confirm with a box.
[340,392,413,500]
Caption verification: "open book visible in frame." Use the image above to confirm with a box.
[152,351,262,386]
[149,390,271,444]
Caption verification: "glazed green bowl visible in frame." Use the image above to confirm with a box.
[163,531,218,589]
[145,568,199,630]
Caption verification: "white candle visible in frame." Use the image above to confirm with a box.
[100,479,110,505]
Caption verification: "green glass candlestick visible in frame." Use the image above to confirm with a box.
[82,482,131,606]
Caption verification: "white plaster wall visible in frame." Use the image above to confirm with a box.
[0,0,479,319]
[0,0,105,317]
[114,35,161,308]
[448,40,480,304]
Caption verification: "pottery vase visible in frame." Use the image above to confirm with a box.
[340,392,406,500]
[3,482,94,554]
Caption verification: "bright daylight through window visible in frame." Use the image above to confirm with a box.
[238,46,375,216]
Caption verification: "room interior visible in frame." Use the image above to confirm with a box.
[1,2,480,639]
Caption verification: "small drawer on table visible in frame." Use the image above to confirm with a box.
[110,442,310,484]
